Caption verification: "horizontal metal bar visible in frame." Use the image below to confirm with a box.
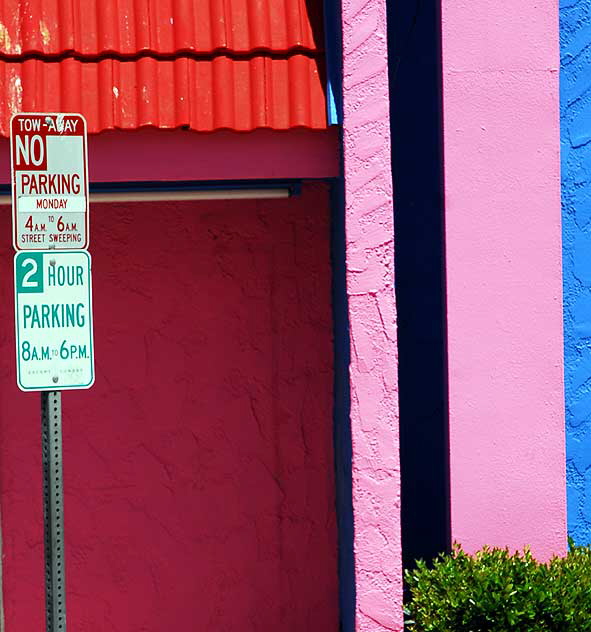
[90,188,291,202]
[0,188,291,205]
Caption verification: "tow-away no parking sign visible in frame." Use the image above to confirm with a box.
[10,113,89,250]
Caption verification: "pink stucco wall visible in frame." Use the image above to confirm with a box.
[0,185,339,630]
[442,0,566,557]
[342,0,402,629]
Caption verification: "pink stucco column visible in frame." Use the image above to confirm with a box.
[442,0,566,557]
[342,0,402,630]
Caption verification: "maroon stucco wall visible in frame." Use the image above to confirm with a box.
[0,184,338,630]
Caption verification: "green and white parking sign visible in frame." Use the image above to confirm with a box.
[14,250,94,391]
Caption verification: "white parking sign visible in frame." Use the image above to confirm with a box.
[14,251,94,391]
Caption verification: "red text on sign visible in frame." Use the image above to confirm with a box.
[20,174,80,195]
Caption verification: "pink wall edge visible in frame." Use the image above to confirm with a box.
[342,0,403,631]
[442,0,566,558]
[0,128,339,184]
[0,128,339,183]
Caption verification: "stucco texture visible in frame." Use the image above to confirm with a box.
[442,0,566,557]
[561,0,591,544]
[342,0,402,628]
[0,184,339,630]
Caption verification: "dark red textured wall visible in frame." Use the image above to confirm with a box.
[0,184,338,630]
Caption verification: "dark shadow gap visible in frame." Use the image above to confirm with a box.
[387,0,450,573]
[0,49,324,64]
[330,177,356,632]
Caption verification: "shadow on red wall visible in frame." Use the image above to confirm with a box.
[0,184,338,631]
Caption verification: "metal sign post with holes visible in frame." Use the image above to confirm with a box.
[11,113,93,632]
[42,391,66,632]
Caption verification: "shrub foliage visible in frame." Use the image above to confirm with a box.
[404,541,591,631]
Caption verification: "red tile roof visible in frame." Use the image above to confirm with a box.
[0,0,327,134]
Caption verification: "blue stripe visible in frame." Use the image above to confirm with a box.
[324,0,342,125]
[561,0,591,543]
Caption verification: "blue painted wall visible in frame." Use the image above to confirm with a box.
[561,0,591,543]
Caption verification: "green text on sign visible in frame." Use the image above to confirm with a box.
[14,250,94,391]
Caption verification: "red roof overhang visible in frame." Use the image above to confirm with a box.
[0,0,328,134]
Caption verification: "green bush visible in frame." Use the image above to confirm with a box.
[404,541,591,631]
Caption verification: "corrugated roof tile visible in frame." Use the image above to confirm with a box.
[0,0,324,55]
[0,55,328,134]
[0,0,328,135]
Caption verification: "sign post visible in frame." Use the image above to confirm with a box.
[11,113,92,632]
[41,391,66,632]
